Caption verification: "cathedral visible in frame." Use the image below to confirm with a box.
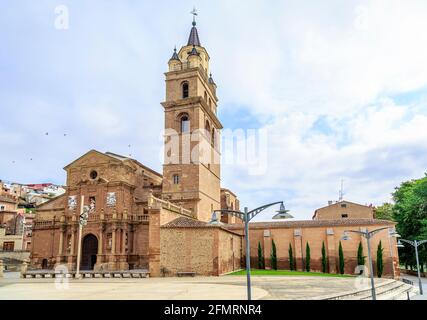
[30,16,243,276]
[30,17,400,278]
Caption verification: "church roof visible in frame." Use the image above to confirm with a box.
[224,218,395,230]
[187,21,201,47]
[169,47,180,61]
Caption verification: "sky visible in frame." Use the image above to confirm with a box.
[1,0,427,220]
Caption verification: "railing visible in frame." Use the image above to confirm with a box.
[33,212,150,228]
[148,195,193,218]
[33,220,56,228]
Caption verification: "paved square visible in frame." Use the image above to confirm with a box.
[0,273,388,300]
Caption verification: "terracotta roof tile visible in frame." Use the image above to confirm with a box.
[161,216,242,236]
[162,216,212,228]
[224,219,395,230]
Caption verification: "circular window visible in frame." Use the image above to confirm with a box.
[90,170,98,180]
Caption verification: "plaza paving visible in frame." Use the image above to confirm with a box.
[0,272,389,300]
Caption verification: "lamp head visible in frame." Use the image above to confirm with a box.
[341,231,351,241]
[396,240,404,248]
[208,211,223,225]
[273,202,294,219]
[389,229,401,238]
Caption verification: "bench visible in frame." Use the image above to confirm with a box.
[177,271,196,277]
[22,269,149,279]
[23,270,76,278]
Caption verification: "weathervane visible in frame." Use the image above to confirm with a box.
[190,6,198,25]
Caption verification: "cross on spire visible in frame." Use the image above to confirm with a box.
[190,6,198,26]
[187,7,201,46]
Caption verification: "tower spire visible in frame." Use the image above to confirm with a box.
[188,7,201,46]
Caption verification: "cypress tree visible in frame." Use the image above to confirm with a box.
[321,241,328,273]
[357,242,366,275]
[258,242,265,269]
[377,241,384,278]
[288,243,294,271]
[271,239,278,270]
[305,242,311,272]
[339,241,345,274]
[357,242,366,266]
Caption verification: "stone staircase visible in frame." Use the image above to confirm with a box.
[319,279,417,300]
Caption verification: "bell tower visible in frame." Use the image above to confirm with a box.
[161,13,222,222]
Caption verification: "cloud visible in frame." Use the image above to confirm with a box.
[1,1,427,220]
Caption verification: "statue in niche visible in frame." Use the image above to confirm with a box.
[106,192,116,207]
[89,196,96,213]
[68,196,77,210]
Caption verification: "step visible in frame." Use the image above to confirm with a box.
[359,281,408,300]
[379,285,416,300]
[318,279,396,300]
[339,280,398,300]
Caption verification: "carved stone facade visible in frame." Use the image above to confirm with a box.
[30,150,163,271]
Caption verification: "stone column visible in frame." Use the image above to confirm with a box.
[58,229,64,256]
[70,228,75,255]
[148,208,161,277]
[111,226,116,255]
[132,225,138,255]
[122,228,127,255]
[0,259,4,278]
[98,228,103,255]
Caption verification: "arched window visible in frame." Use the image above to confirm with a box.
[180,114,190,133]
[205,120,211,141]
[173,174,180,185]
[182,82,189,98]
[204,91,207,102]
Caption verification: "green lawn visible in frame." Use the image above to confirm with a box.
[227,269,354,277]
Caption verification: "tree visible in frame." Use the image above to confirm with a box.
[305,242,311,272]
[288,243,294,271]
[258,242,265,269]
[392,174,427,270]
[338,241,345,274]
[321,241,328,273]
[271,240,277,270]
[374,203,395,221]
[377,241,384,278]
[357,242,366,274]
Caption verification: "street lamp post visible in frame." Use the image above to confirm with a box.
[341,226,392,300]
[397,238,427,295]
[210,202,293,300]
[75,196,89,279]
[20,215,26,250]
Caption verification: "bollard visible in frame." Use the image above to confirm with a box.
[407,291,410,300]
[0,259,4,278]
